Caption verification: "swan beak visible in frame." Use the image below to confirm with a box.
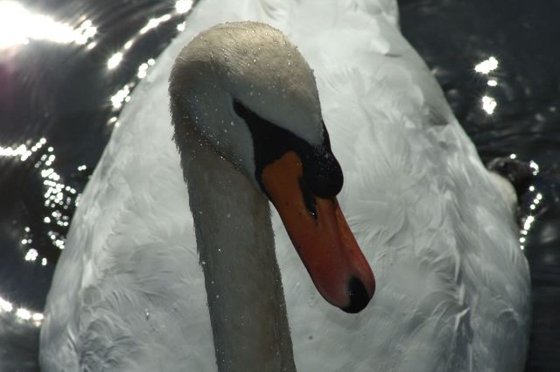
[261,151,375,313]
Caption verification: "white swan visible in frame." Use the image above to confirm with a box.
[40,0,530,371]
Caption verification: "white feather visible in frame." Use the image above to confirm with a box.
[40,0,530,371]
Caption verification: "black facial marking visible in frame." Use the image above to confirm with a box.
[232,99,343,201]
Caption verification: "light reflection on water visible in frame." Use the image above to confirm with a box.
[0,1,97,49]
[471,56,545,252]
[0,0,196,327]
[106,0,191,71]
[481,95,497,115]
[1,138,76,259]
[474,56,499,74]
[474,56,500,115]
[0,137,77,322]
[0,294,43,327]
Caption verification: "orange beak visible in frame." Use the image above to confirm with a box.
[261,151,375,313]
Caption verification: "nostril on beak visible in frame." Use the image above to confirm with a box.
[342,276,372,313]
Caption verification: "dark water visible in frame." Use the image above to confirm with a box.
[0,0,557,370]
[400,2,560,370]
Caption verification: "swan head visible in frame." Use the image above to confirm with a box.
[169,22,375,313]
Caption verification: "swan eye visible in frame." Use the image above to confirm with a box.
[299,176,318,218]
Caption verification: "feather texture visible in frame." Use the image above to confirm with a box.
[40,0,530,371]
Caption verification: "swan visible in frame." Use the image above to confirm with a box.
[40,0,530,371]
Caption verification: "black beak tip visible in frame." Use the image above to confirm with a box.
[342,276,372,314]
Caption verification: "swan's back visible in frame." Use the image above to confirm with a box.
[40,0,529,371]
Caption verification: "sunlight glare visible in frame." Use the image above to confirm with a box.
[474,56,499,74]
[107,52,124,70]
[176,0,193,14]
[0,1,96,49]
[481,95,497,115]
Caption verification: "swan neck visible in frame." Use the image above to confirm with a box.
[182,137,296,372]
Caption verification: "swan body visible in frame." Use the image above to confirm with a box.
[40,0,530,371]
